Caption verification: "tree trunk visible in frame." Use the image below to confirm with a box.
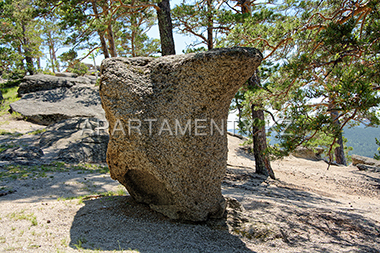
[206,0,213,50]
[249,71,275,179]
[131,14,136,57]
[36,57,41,70]
[106,24,117,57]
[239,1,274,178]
[22,23,34,75]
[331,110,347,165]
[99,32,110,59]
[251,104,275,179]
[157,0,176,56]
[238,0,251,14]
[47,30,56,73]
[92,0,110,59]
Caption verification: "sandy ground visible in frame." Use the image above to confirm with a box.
[0,118,379,252]
[0,114,44,134]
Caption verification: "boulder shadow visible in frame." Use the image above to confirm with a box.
[69,195,255,252]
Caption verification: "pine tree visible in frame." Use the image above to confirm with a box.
[0,0,43,77]
[226,0,380,164]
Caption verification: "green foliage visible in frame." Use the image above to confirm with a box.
[115,8,160,57]
[171,0,233,50]
[374,137,380,160]
[67,62,88,76]
[0,86,20,116]
[227,0,380,161]
[0,0,43,77]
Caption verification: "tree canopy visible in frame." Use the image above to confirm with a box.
[1,0,379,165]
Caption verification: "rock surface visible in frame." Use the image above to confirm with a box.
[0,117,108,165]
[54,72,78,78]
[291,146,324,161]
[17,74,98,96]
[100,47,263,221]
[0,146,44,165]
[351,154,380,166]
[351,154,380,172]
[39,117,109,163]
[10,85,105,125]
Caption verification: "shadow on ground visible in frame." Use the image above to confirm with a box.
[222,166,380,252]
[69,195,255,252]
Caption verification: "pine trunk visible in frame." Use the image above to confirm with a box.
[331,110,347,165]
[251,104,275,179]
[92,0,110,59]
[206,0,213,50]
[157,0,176,56]
[22,23,34,75]
[106,24,117,57]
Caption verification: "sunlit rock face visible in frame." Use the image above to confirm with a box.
[100,48,263,221]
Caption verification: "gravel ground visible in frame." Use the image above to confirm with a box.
[0,126,379,252]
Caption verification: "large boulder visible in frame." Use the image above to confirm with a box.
[100,47,263,221]
[17,74,97,96]
[10,85,105,125]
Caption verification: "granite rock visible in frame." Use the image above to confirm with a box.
[100,48,262,221]
[291,146,324,161]
[39,117,109,163]
[351,154,380,167]
[10,86,105,125]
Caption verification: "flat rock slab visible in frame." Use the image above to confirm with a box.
[100,47,262,221]
[17,74,97,96]
[10,86,105,125]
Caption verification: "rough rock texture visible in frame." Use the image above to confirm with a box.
[351,154,380,166]
[39,117,109,163]
[10,86,105,125]
[0,146,44,165]
[351,154,380,172]
[55,72,78,78]
[0,117,108,165]
[356,164,380,172]
[291,146,324,161]
[17,74,97,96]
[100,47,263,221]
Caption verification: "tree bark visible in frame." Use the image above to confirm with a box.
[238,0,251,14]
[22,23,34,75]
[238,3,274,178]
[249,72,275,179]
[251,104,275,179]
[106,24,117,57]
[331,110,347,165]
[157,0,176,56]
[91,0,110,59]
[206,0,213,50]
[99,32,110,59]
